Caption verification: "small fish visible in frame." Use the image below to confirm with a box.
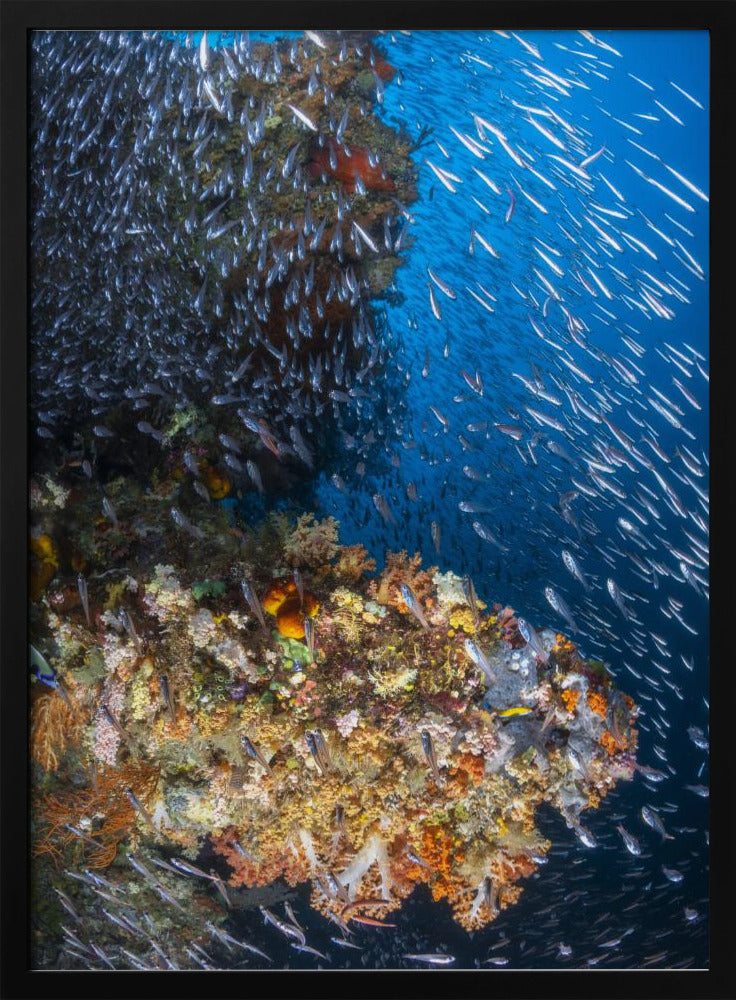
[158,673,176,726]
[305,730,331,775]
[684,784,709,798]
[516,618,550,663]
[53,887,80,923]
[169,857,216,881]
[616,823,642,856]
[495,706,534,719]
[331,936,363,950]
[572,822,598,848]
[399,583,430,630]
[246,459,265,495]
[561,550,591,591]
[292,568,304,607]
[260,907,306,945]
[406,849,431,869]
[193,480,211,503]
[284,901,303,932]
[404,953,456,965]
[240,734,272,775]
[430,520,441,555]
[505,186,516,223]
[641,806,674,842]
[241,579,268,633]
[231,837,258,864]
[117,608,141,651]
[635,763,668,782]
[348,915,396,928]
[544,586,579,633]
[607,578,633,620]
[285,102,318,132]
[291,943,330,961]
[494,423,523,440]
[100,702,129,742]
[427,266,456,300]
[198,29,210,71]
[464,638,497,684]
[462,575,480,625]
[125,789,154,827]
[420,729,443,786]
[372,492,397,525]
[483,875,499,916]
[662,866,684,883]
[687,726,708,750]
[472,521,509,552]
[170,507,204,540]
[77,573,90,626]
[101,496,119,527]
[304,617,315,661]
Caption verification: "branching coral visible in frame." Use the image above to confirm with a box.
[369,549,438,609]
[34,760,159,868]
[30,690,83,772]
[283,514,339,569]
[333,544,376,584]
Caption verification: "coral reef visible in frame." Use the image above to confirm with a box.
[30,485,638,958]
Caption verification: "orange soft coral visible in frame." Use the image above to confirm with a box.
[30,690,83,772]
[599,731,622,756]
[561,688,580,713]
[261,577,319,638]
[587,690,608,720]
[195,459,231,500]
[369,550,438,609]
[34,760,159,868]
[212,826,310,889]
[307,138,395,193]
[419,824,466,902]
[333,544,377,584]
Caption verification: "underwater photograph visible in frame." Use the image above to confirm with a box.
[25,25,709,974]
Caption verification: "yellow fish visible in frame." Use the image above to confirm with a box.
[494,706,534,719]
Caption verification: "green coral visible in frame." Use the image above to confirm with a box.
[192,580,227,601]
[163,405,200,439]
[275,634,310,668]
[70,647,107,686]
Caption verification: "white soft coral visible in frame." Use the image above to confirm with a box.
[339,833,392,901]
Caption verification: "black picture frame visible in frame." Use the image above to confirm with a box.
[2,3,733,998]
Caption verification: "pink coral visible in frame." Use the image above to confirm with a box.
[92,677,126,766]
[335,709,360,737]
